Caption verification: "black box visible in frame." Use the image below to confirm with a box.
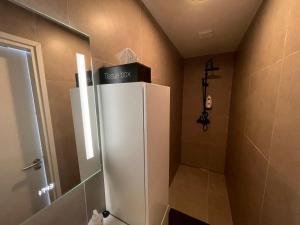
[99,62,151,84]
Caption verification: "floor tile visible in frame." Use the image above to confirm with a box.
[170,165,233,225]
[170,165,209,222]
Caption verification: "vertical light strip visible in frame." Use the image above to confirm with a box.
[76,53,94,159]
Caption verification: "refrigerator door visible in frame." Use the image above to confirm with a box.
[98,82,146,225]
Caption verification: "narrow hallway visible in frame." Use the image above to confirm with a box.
[170,165,233,225]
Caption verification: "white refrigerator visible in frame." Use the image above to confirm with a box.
[98,82,170,225]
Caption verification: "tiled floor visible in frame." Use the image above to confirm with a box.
[170,165,233,225]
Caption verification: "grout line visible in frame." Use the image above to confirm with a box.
[9,0,88,37]
[244,134,268,162]
[268,59,285,163]
[83,182,89,224]
[224,175,234,225]
[285,48,300,58]
[244,59,284,163]
[180,163,226,177]
[248,58,283,79]
[180,163,210,173]
[258,161,270,225]
[176,164,234,224]
[242,68,252,137]
[282,0,293,59]
[282,1,300,59]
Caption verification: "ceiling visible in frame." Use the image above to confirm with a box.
[141,0,262,58]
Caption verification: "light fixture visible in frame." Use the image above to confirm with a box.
[198,30,214,39]
[76,53,94,160]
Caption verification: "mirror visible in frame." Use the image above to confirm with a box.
[0,1,101,224]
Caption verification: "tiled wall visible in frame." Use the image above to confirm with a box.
[226,0,300,224]
[9,0,184,182]
[181,53,234,173]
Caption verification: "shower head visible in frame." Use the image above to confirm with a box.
[205,59,219,72]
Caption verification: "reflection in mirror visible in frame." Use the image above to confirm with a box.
[0,2,101,225]
[71,53,100,181]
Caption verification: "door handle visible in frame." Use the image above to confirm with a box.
[23,158,42,171]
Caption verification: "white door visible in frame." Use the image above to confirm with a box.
[0,46,50,225]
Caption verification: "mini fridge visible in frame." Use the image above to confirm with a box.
[98,82,170,225]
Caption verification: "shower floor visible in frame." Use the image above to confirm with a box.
[169,165,233,225]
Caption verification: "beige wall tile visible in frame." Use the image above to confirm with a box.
[13,0,69,24]
[209,144,227,173]
[227,59,251,134]
[47,80,80,194]
[181,140,210,170]
[260,50,300,225]
[68,0,101,34]
[90,0,143,64]
[35,16,90,82]
[260,167,299,225]
[245,61,282,159]
[284,0,300,56]
[225,128,244,183]
[241,0,290,71]
[229,137,268,225]
[0,1,36,40]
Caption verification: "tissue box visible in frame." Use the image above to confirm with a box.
[99,63,151,84]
